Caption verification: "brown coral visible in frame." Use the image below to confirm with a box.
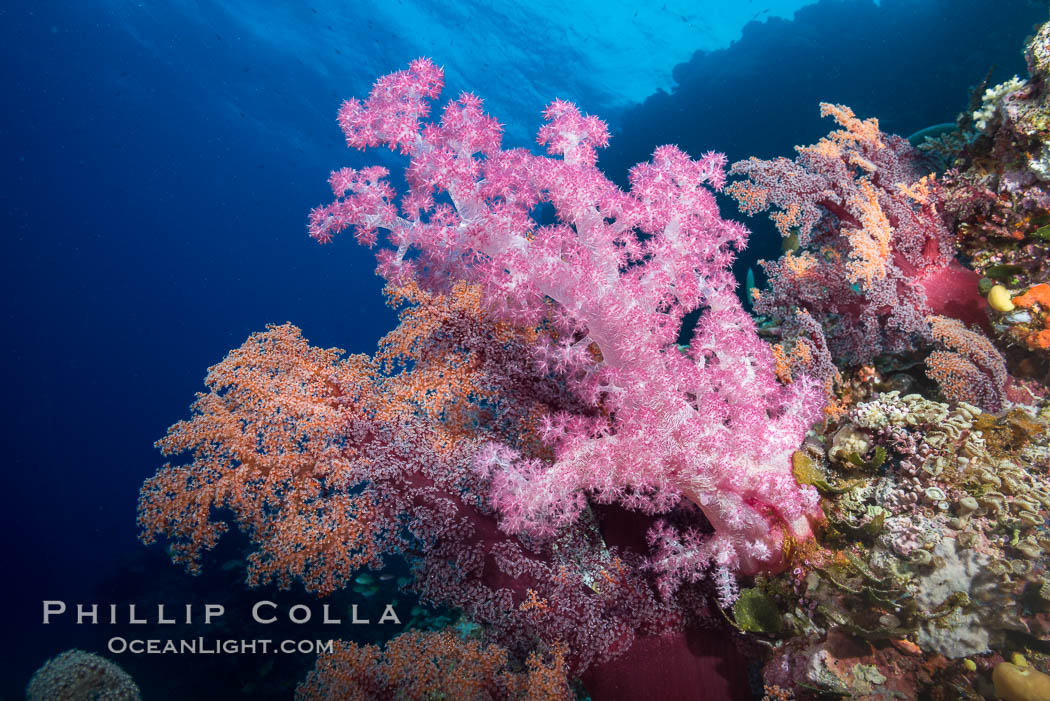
[26,649,141,701]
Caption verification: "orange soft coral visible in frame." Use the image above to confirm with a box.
[295,629,571,701]
[376,281,549,454]
[817,102,885,150]
[844,178,893,288]
[925,316,1008,411]
[137,323,392,593]
[138,284,562,594]
[1004,284,1050,351]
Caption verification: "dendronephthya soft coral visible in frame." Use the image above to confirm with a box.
[308,58,825,578]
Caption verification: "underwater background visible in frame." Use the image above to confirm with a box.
[4,1,1050,699]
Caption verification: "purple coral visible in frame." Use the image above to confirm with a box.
[728,103,965,364]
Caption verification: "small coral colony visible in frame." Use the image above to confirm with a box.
[136,19,1050,701]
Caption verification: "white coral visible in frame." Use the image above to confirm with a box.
[972,76,1026,132]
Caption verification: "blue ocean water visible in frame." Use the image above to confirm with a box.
[2,1,1045,698]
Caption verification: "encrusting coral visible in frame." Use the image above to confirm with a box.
[753,390,1050,699]
[26,649,141,701]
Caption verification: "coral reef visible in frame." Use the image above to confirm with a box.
[946,25,1050,289]
[742,388,1050,698]
[137,312,680,677]
[721,21,1050,699]
[138,18,1050,701]
[940,20,1050,376]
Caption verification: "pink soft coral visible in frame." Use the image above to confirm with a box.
[309,59,824,576]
